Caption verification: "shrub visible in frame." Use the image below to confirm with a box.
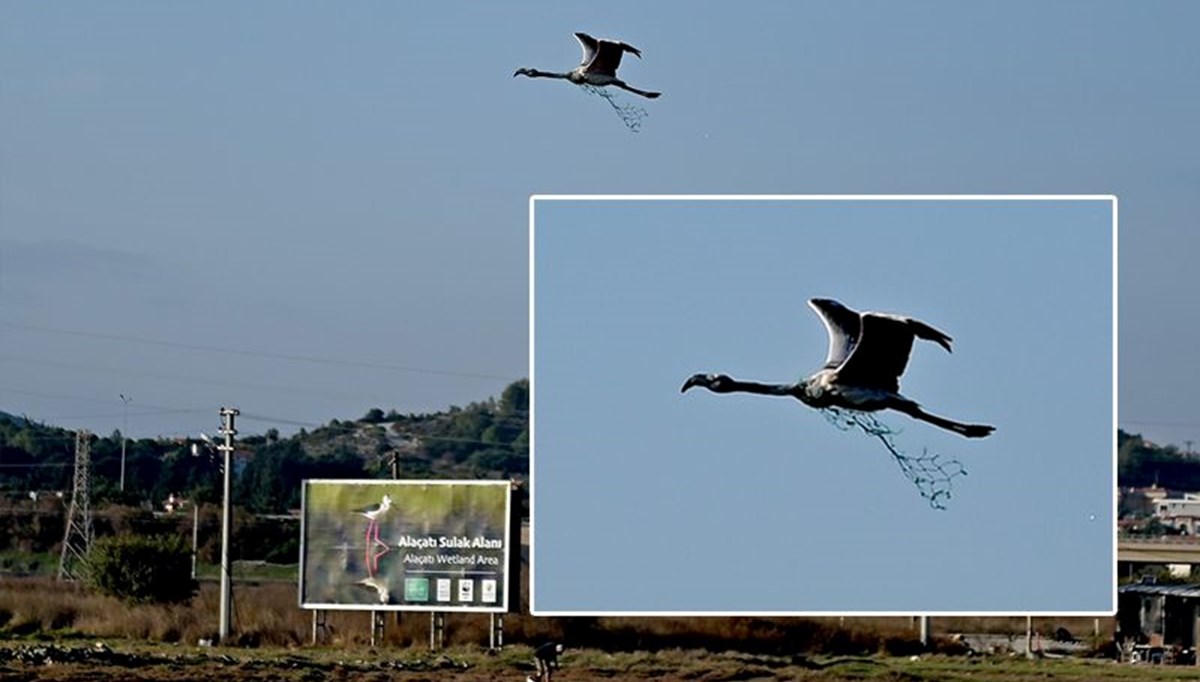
[87,534,197,605]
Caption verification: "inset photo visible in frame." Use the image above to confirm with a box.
[531,195,1115,615]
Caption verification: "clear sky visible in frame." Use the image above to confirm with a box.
[0,2,1195,446]
[532,197,1113,613]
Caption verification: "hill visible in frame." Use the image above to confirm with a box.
[234,379,528,512]
[0,380,529,514]
[1119,428,1200,490]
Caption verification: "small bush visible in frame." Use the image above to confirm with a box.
[882,635,926,657]
[87,534,197,605]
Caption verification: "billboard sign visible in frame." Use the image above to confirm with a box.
[300,479,513,612]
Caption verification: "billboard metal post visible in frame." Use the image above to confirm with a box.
[426,612,445,650]
[311,610,328,645]
[370,610,384,647]
[1026,616,1034,658]
[490,613,504,650]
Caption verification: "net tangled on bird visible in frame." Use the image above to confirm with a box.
[581,84,649,132]
[821,407,967,510]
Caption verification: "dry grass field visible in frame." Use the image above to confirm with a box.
[0,576,1115,653]
[0,575,1147,681]
[0,642,1195,682]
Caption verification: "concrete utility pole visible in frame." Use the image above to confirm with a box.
[192,503,200,580]
[217,407,239,643]
[119,394,131,492]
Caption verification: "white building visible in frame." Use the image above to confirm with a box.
[1156,493,1200,535]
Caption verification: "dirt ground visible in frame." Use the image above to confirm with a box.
[0,642,1190,682]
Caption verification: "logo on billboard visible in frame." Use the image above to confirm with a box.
[404,578,430,602]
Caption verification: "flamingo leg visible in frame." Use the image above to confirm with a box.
[369,517,391,572]
[363,518,378,576]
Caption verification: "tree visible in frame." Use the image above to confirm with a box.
[88,534,197,604]
[500,379,529,415]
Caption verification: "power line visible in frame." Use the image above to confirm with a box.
[0,434,76,443]
[237,413,321,429]
[2,375,531,428]
[1,321,519,382]
[238,412,528,450]
[37,408,208,421]
[5,385,529,449]
[240,409,529,429]
[412,435,528,450]
[0,384,209,414]
[4,398,529,446]
[1123,419,1200,430]
[0,353,417,405]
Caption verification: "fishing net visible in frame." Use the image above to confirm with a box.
[821,407,967,510]
[581,84,649,132]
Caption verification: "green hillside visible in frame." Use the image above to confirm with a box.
[0,380,528,514]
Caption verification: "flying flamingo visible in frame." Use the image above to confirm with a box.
[514,32,662,99]
[682,298,995,438]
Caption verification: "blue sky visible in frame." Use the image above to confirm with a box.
[532,197,1114,613]
[1,0,1191,618]
[0,2,1195,446]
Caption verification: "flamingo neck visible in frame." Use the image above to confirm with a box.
[725,379,800,398]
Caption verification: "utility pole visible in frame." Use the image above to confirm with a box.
[217,407,239,643]
[119,394,131,492]
[192,503,200,581]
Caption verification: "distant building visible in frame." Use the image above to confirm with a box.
[163,493,189,513]
[233,449,253,477]
[1156,493,1200,535]
[1121,485,1171,518]
[1118,582,1200,663]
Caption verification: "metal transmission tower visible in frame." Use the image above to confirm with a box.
[58,430,95,581]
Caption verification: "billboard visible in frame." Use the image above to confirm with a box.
[300,479,514,612]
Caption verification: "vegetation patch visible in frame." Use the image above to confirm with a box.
[88,534,197,605]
